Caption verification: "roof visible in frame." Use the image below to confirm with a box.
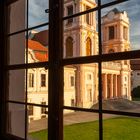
[32,30,49,46]
[102,8,124,18]
[34,52,48,61]
[28,39,48,62]
[130,60,140,70]
[28,39,48,52]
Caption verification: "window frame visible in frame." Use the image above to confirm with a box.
[1,0,140,140]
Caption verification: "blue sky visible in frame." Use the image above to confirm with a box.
[29,0,140,50]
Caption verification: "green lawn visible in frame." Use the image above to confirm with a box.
[30,117,140,140]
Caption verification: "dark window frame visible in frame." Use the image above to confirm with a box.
[0,0,140,140]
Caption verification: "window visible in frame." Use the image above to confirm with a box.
[66,37,73,57]
[109,26,115,40]
[86,6,91,25]
[108,49,114,53]
[123,26,128,40]
[86,37,92,56]
[41,74,46,87]
[2,0,140,140]
[87,88,92,102]
[41,102,46,114]
[28,105,33,116]
[71,99,75,106]
[67,5,73,24]
[29,73,34,87]
[87,74,92,80]
[70,76,75,87]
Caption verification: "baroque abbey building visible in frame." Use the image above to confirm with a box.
[28,0,131,120]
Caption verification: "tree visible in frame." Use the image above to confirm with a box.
[131,86,140,98]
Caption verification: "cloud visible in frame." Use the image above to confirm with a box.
[28,0,49,27]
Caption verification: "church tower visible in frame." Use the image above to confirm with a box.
[102,8,131,100]
[64,0,98,57]
[102,8,130,53]
[64,0,99,108]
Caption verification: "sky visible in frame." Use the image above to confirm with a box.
[29,0,140,50]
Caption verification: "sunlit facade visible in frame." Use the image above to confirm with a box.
[27,0,131,120]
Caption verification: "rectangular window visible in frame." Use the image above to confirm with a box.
[29,73,34,87]
[67,5,73,24]
[28,105,33,116]
[109,26,115,40]
[123,26,128,40]
[41,102,46,114]
[41,74,46,87]
[86,6,90,25]
[70,76,75,87]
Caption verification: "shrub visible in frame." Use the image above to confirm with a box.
[132,86,140,98]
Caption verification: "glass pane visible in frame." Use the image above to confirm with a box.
[101,0,117,5]
[28,26,49,63]
[28,106,48,140]
[63,11,98,58]
[8,69,26,102]
[64,63,99,109]
[64,110,99,140]
[29,0,49,28]
[101,0,140,54]
[103,114,140,140]
[8,0,26,34]
[101,59,140,113]
[8,32,26,65]
[63,0,98,16]
[7,103,25,138]
[27,68,48,105]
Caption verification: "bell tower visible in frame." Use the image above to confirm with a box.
[102,8,131,100]
[64,0,98,58]
[102,8,130,53]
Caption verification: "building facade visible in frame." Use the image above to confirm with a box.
[27,0,131,120]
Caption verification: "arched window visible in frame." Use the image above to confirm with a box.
[108,49,114,53]
[66,37,73,57]
[86,37,92,56]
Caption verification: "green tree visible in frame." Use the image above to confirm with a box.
[132,86,140,98]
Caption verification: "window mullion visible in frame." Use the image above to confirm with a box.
[48,0,64,140]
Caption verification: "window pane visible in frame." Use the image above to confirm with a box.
[28,68,48,105]
[8,0,26,34]
[101,59,140,113]
[8,32,26,65]
[63,11,98,58]
[8,69,26,102]
[103,114,140,140]
[63,0,98,16]
[101,0,117,5]
[28,106,48,140]
[64,64,99,109]
[64,110,99,140]
[101,0,140,54]
[28,26,49,63]
[29,0,49,28]
[7,103,25,138]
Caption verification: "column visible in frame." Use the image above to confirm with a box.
[117,75,121,98]
[110,74,113,98]
[103,74,107,99]
[113,74,117,98]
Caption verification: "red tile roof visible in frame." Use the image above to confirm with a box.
[28,39,48,52]
[34,52,48,62]
[28,39,48,62]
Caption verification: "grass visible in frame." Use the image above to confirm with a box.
[30,117,140,140]
[132,98,140,101]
